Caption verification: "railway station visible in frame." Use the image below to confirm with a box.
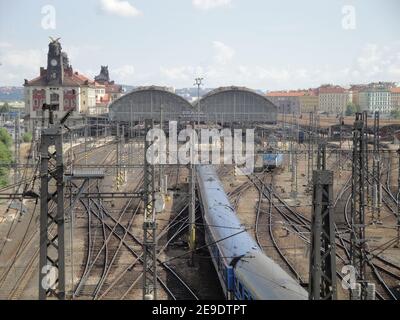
[1,2,400,306]
[1,98,400,301]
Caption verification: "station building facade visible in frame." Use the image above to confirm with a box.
[109,86,277,126]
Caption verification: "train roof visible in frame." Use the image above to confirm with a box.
[235,251,308,300]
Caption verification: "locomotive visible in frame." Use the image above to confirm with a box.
[196,165,307,300]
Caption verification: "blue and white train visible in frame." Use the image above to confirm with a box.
[196,165,307,300]
[262,153,284,169]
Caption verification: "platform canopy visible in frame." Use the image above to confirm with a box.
[109,86,194,122]
[109,85,277,125]
[197,86,278,124]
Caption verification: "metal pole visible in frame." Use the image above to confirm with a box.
[159,105,164,193]
[339,115,343,175]
[14,112,20,187]
[84,116,88,165]
[143,119,157,300]
[307,112,313,186]
[372,111,382,223]
[396,148,400,248]
[188,121,196,266]
[291,113,297,198]
[194,78,204,127]
[309,143,337,300]
[363,111,370,210]
[39,125,65,300]
[350,113,367,300]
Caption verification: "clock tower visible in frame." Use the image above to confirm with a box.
[46,37,64,85]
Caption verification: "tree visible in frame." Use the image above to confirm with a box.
[391,109,400,119]
[22,132,32,143]
[0,128,12,148]
[0,140,12,187]
[0,102,10,114]
[345,102,358,116]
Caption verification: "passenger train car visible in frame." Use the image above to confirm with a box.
[196,165,307,300]
[262,153,284,169]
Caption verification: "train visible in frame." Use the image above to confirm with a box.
[196,165,308,300]
[262,153,284,169]
[298,131,305,144]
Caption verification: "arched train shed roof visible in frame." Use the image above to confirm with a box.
[109,86,194,122]
[197,86,277,123]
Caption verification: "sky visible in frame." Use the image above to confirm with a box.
[0,0,399,90]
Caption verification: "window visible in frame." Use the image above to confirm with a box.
[238,282,243,298]
[243,288,249,300]
[50,93,59,103]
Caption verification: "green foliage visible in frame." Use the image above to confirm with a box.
[0,141,12,187]
[391,109,400,119]
[0,102,10,114]
[0,128,12,148]
[345,103,358,116]
[22,132,32,143]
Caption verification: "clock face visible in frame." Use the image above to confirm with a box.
[50,59,58,67]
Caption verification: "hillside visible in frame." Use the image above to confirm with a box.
[0,87,24,101]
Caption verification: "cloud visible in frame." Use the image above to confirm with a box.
[113,64,135,82]
[160,66,191,81]
[63,44,101,62]
[160,41,235,84]
[0,47,46,85]
[0,49,44,71]
[213,41,235,65]
[354,43,400,78]
[0,42,12,49]
[193,0,232,10]
[100,0,142,17]
[160,66,204,81]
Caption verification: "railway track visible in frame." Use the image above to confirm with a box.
[253,172,305,284]
[92,197,199,300]
[0,137,117,299]
[247,169,400,300]
[71,159,199,300]
[249,173,306,284]
[73,180,142,298]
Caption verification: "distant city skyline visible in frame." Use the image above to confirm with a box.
[0,0,399,90]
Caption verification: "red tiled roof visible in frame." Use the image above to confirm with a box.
[96,93,111,105]
[105,84,122,94]
[27,76,46,86]
[95,82,106,88]
[267,91,307,97]
[318,86,347,94]
[25,69,95,87]
[25,75,47,86]
[391,87,400,93]
[64,72,95,86]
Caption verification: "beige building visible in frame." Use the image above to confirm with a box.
[349,84,368,108]
[299,91,319,113]
[391,87,400,111]
[93,66,124,114]
[267,89,320,114]
[318,85,350,115]
[266,91,303,114]
[359,85,392,114]
[24,39,98,128]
